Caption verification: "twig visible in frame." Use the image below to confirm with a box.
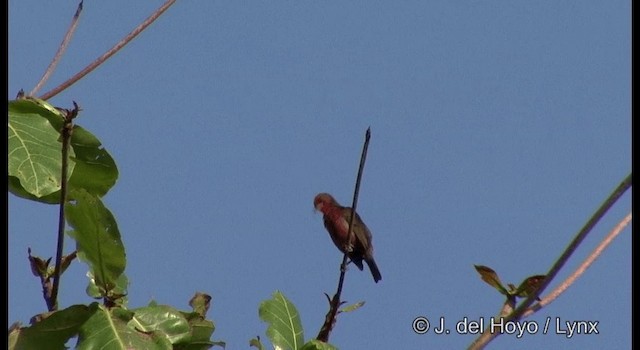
[524,212,631,317]
[39,0,177,100]
[49,102,80,311]
[340,127,372,298]
[511,173,631,315]
[30,1,84,97]
[317,127,372,342]
[468,172,632,349]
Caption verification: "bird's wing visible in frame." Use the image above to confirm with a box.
[341,208,372,250]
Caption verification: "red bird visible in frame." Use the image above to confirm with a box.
[314,193,382,283]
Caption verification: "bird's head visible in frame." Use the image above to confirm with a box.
[314,193,338,213]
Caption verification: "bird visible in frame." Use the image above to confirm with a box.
[314,193,382,283]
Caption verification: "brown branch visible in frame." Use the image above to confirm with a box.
[468,172,632,350]
[39,0,177,100]
[48,102,80,311]
[317,127,372,342]
[30,1,84,97]
[523,212,631,317]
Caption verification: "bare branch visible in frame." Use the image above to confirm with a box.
[49,102,80,311]
[468,173,632,350]
[317,127,372,342]
[524,212,631,317]
[30,1,84,96]
[39,0,177,100]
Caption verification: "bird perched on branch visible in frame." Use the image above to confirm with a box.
[314,193,382,283]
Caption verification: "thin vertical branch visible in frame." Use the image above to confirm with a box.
[49,102,80,311]
[317,127,372,342]
[30,1,84,97]
[336,127,371,288]
[340,127,372,292]
[39,0,177,100]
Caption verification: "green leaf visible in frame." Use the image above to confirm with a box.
[130,304,191,344]
[9,304,93,350]
[514,275,546,299]
[27,248,51,278]
[249,337,265,350]
[173,318,219,350]
[8,99,119,203]
[8,176,65,204]
[8,99,75,200]
[66,189,126,295]
[300,339,338,350]
[59,250,78,276]
[67,124,119,199]
[176,294,221,349]
[258,291,304,350]
[339,301,365,313]
[134,297,221,350]
[86,271,128,305]
[189,292,212,318]
[474,265,509,295]
[76,304,170,350]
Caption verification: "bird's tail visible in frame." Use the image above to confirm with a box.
[365,257,382,283]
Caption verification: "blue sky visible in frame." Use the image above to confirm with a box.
[9,1,631,349]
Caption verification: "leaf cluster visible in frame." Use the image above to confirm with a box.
[9,99,222,349]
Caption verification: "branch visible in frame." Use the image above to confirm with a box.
[468,172,632,349]
[317,127,372,342]
[524,211,631,317]
[30,1,84,97]
[49,102,80,311]
[39,0,177,100]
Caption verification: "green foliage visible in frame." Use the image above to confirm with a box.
[27,249,53,278]
[512,275,546,299]
[8,99,118,204]
[257,291,338,350]
[65,123,119,198]
[132,304,193,344]
[249,337,265,350]
[474,265,509,295]
[339,301,365,313]
[8,304,93,350]
[258,291,304,350]
[299,340,339,350]
[85,271,129,306]
[474,265,545,300]
[8,99,76,201]
[66,188,127,298]
[76,303,171,349]
[8,97,221,349]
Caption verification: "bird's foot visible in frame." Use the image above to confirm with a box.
[344,243,354,253]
